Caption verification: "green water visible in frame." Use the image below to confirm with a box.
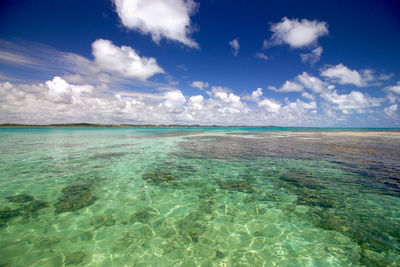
[0,128,399,266]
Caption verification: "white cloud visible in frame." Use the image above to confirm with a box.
[268,80,304,93]
[255,52,269,60]
[92,39,164,81]
[0,51,41,67]
[284,99,317,112]
[258,98,281,113]
[187,94,204,110]
[320,64,374,87]
[257,97,318,125]
[0,39,91,76]
[206,86,247,114]
[269,72,331,95]
[264,17,328,48]
[251,88,263,102]
[113,0,199,48]
[296,72,330,93]
[321,90,383,114]
[384,81,400,95]
[176,64,187,71]
[160,90,186,112]
[0,39,165,86]
[384,104,398,118]
[300,46,322,64]
[164,75,179,86]
[378,73,394,81]
[0,76,397,127]
[301,92,315,101]
[190,81,209,90]
[229,38,240,56]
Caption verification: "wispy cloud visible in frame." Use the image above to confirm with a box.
[0,39,168,89]
[300,46,322,64]
[229,38,240,56]
[255,52,269,60]
[191,81,209,90]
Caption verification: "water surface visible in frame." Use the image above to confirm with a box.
[0,127,399,266]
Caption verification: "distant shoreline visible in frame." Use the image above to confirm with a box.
[0,123,279,128]
[0,123,399,130]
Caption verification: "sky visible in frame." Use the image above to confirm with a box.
[0,0,400,127]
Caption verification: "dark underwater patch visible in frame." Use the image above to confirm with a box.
[6,194,35,203]
[54,183,97,213]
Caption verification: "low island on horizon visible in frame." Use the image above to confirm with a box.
[1,123,399,130]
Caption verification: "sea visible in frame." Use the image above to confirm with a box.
[0,127,399,266]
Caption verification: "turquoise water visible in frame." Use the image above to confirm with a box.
[0,127,399,266]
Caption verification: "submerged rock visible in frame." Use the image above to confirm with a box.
[176,211,208,244]
[113,225,154,251]
[90,215,116,227]
[142,171,175,184]
[280,169,322,190]
[303,206,398,261]
[6,194,34,203]
[0,207,21,223]
[79,231,93,241]
[280,169,336,208]
[64,251,86,265]
[19,200,49,215]
[61,183,92,195]
[295,190,335,208]
[55,183,96,213]
[90,152,129,160]
[130,207,159,224]
[219,180,254,193]
[34,236,61,248]
[0,199,49,225]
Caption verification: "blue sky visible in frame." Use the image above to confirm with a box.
[0,0,400,126]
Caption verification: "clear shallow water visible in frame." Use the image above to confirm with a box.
[0,127,399,266]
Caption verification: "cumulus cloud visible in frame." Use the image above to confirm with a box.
[255,52,269,60]
[229,38,240,56]
[301,92,315,101]
[269,72,331,95]
[92,39,164,81]
[190,81,209,90]
[321,90,383,114]
[320,64,375,87]
[251,88,263,101]
[0,75,397,126]
[187,95,204,110]
[209,86,243,109]
[160,90,186,112]
[268,81,304,93]
[258,98,281,113]
[113,0,199,48]
[0,79,251,125]
[264,17,328,48]
[296,72,331,93]
[45,76,93,104]
[300,46,322,64]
